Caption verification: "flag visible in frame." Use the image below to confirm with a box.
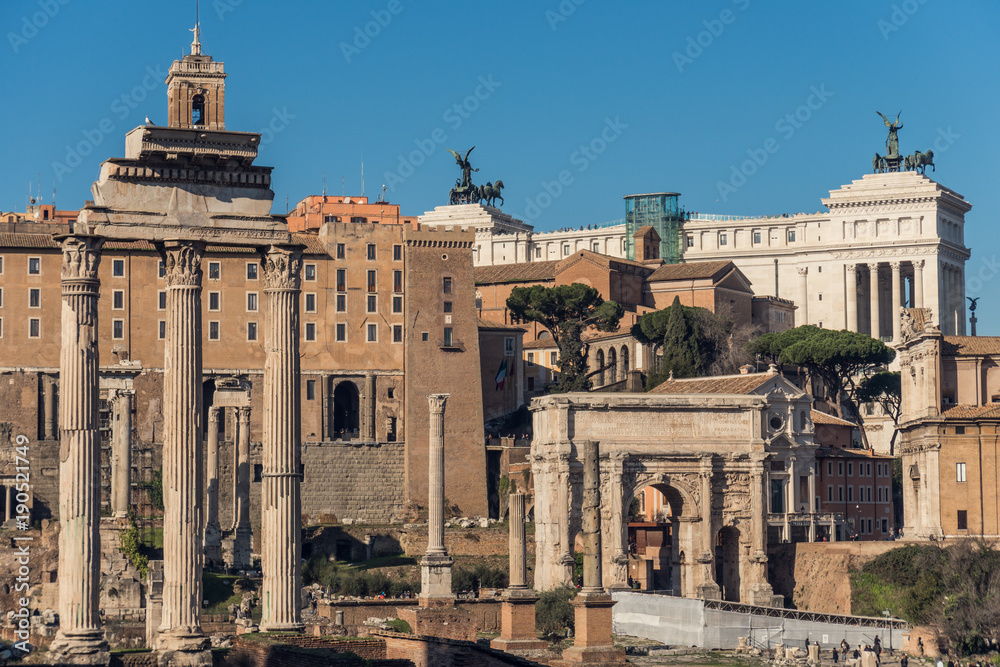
[495,358,508,391]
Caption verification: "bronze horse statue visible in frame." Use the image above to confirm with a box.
[478,180,505,208]
[904,149,935,174]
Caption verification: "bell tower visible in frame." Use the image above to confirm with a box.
[165,23,227,130]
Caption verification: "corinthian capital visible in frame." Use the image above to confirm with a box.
[427,393,450,414]
[163,241,204,287]
[59,235,104,281]
[262,245,303,290]
[796,267,808,277]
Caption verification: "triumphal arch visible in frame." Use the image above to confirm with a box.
[531,375,815,607]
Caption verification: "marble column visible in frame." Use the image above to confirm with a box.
[43,378,57,440]
[747,454,775,606]
[579,440,602,594]
[157,241,210,665]
[807,465,817,542]
[112,390,132,519]
[420,393,454,605]
[50,234,109,665]
[957,265,966,335]
[913,260,925,309]
[845,264,859,332]
[557,453,575,586]
[797,267,809,325]
[868,263,881,340]
[229,406,252,569]
[4,486,13,522]
[891,261,902,342]
[204,406,222,564]
[509,491,527,589]
[260,246,305,632]
[364,374,376,441]
[696,455,720,599]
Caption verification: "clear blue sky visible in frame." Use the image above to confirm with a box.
[2,1,999,331]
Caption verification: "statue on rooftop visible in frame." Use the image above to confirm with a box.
[876,111,903,158]
[447,147,478,189]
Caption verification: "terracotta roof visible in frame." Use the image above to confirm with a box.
[474,260,560,285]
[810,410,857,427]
[815,447,891,460]
[941,404,1000,420]
[291,233,328,255]
[582,330,631,343]
[649,372,775,394]
[0,232,59,249]
[477,318,525,332]
[523,337,557,350]
[646,260,734,283]
[0,232,274,254]
[942,336,1000,357]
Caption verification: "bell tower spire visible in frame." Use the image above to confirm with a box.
[166,1,226,131]
[190,0,201,55]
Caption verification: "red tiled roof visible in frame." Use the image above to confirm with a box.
[646,260,734,283]
[477,318,526,332]
[942,336,1000,357]
[811,410,857,427]
[474,260,560,285]
[0,232,59,249]
[523,337,557,350]
[0,232,293,254]
[941,404,1000,420]
[649,372,775,394]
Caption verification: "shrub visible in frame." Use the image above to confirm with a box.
[387,619,411,634]
[536,586,576,635]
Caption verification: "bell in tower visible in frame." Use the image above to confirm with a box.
[165,22,227,130]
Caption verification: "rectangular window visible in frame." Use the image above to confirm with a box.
[752,232,761,244]
[393,324,402,343]
[337,243,346,259]
[112,290,124,310]
[827,462,833,476]
[847,462,853,477]
[847,485,854,502]
[208,321,220,340]
[443,327,453,347]
[878,486,883,502]
[838,485,844,502]
[550,351,557,366]
[246,262,258,280]
[367,323,377,342]
[787,229,796,242]
[421,332,429,342]
[527,352,535,367]
[158,260,166,279]
[686,236,694,248]
[208,291,221,311]
[392,295,402,313]
[208,262,220,280]
[535,248,541,258]
[113,259,125,277]
[306,380,316,400]
[443,301,452,313]
[562,245,569,256]
[818,293,823,301]
[367,295,377,313]
[247,321,258,341]
[957,462,967,482]
[719,233,727,246]
[393,244,402,261]
[304,293,316,313]
[337,269,346,291]
[838,461,844,476]
[29,288,41,308]
[158,291,166,310]
[336,323,346,342]
[28,257,40,275]
[158,320,166,340]
[393,270,403,293]
[367,270,377,292]
[29,318,40,338]
[113,319,125,340]
[958,510,968,530]
[592,242,599,252]
[770,479,785,514]
[0,287,4,307]
[505,336,515,355]
[367,243,376,260]
[336,294,346,312]
[304,264,316,281]
[827,485,834,502]
[305,322,316,341]
[0,256,4,274]
[247,292,258,312]
[443,277,452,294]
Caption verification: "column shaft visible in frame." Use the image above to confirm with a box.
[51,234,109,663]
[891,261,902,342]
[797,267,809,325]
[204,406,221,563]
[426,394,448,555]
[869,264,881,339]
[580,440,602,593]
[43,379,57,440]
[158,241,208,655]
[914,260,925,309]
[845,265,858,332]
[113,391,132,518]
[509,492,527,589]
[261,246,305,632]
[236,408,251,531]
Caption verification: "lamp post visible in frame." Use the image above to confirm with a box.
[881,610,892,652]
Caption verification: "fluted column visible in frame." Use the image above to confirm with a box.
[557,453,575,585]
[204,406,222,564]
[50,234,109,665]
[260,246,305,632]
[509,491,527,589]
[420,393,454,605]
[747,455,775,605]
[914,260,925,309]
[157,241,209,663]
[891,261,902,342]
[579,440,603,594]
[235,408,251,532]
[111,390,133,519]
[43,378,57,440]
[868,263,881,339]
[696,455,719,599]
[797,267,809,325]
[845,264,859,332]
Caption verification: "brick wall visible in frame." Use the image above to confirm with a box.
[301,440,405,523]
[317,599,501,634]
[377,631,544,667]
[229,635,412,667]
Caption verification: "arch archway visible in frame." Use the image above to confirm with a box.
[595,349,605,386]
[621,345,630,377]
[332,381,360,438]
[622,481,691,596]
[607,348,617,384]
[715,525,742,601]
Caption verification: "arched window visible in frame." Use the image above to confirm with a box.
[621,345,629,376]
[608,348,617,384]
[331,381,360,438]
[192,94,206,126]
[596,349,605,386]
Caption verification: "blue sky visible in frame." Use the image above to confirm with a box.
[2,0,999,331]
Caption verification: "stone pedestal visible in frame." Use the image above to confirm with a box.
[157,241,210,666]
[552,593,625,665]
[397,605,477,642]
[260,245,305,632]
[49,234,110,666]
[491,590,546,652]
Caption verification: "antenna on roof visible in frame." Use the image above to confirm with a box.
[190,0,202,55]
[341,176,345,197]
[323,172,327,197]
[361,154,365,198]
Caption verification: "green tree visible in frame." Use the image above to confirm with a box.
[856,371,903,452]
[507,283,623,393]
[658,296,700,380]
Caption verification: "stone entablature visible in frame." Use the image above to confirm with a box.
[530,383,814,606]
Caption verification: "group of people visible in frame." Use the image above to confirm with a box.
[832,636,887,664]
